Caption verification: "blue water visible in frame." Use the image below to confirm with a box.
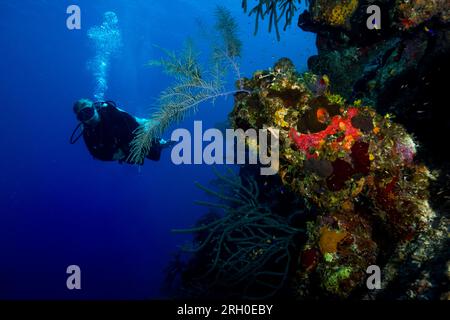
[0,0,315,299]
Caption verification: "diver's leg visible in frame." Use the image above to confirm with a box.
[145,138,176,161]
[146,140,163,161]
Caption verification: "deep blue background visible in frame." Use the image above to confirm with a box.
[0,0,315,299]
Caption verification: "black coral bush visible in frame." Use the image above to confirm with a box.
[128,6,248,164]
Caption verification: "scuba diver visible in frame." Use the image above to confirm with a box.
[71,98,171,164]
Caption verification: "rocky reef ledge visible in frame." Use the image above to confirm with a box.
[299,0,449,164]
[229,58,448,299]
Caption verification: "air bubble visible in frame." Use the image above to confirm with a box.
[87,12,122,101]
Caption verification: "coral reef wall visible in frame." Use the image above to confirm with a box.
[172,1,449,300]
[230,59,446,298]
[299,0,450,162]
[294,2,449,297]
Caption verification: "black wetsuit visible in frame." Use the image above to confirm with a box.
[82,101,162,164]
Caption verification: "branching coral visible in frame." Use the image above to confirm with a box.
[173,168,303,299]
[242,0,305,40]
[214,6,242,59]
[128,6,248,164]
[147,41,202,80]
[129,58,227,164]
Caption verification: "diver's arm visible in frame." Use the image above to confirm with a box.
[105,105,141,161]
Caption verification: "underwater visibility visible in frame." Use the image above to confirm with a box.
[0,0,449,304]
